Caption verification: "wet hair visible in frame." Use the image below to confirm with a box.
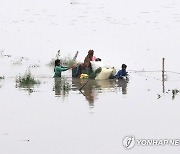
[54,59,60,72]
[122,64,127,69]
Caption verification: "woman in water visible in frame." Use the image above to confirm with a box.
[53,59,70,77]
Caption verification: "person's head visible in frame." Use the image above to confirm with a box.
[122,64,127,70]
[88,50,94,56]
[55,59,61,67]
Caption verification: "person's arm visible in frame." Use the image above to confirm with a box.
[55,66,68,72]
[60,66,69,71]
[61,65,68,69]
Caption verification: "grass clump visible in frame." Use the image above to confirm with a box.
[0,76,5,80]
[16,70,40,86]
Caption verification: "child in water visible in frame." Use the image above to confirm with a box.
[53,59,69,77]
[114,64,128,79]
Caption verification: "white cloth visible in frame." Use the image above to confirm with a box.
[91,61,105,72]
[95,68,113,80]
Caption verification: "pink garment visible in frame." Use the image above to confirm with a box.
[91,56,96,61]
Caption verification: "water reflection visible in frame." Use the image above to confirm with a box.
[53,78,128,105]
[53,77,71,97]
[116,79,128,95]
[15,84,38,95]
[72,79,128,106]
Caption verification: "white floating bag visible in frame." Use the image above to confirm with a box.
[95,68,114,80]
[91,61,104,72]
[91,61,115,80]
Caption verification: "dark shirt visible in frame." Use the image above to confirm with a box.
[115,69,127,78]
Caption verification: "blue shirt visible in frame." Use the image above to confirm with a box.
[115,69,127,78]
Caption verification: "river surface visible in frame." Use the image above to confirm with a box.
[0,0,180,153]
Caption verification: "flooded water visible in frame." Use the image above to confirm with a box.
[1,0,180,153]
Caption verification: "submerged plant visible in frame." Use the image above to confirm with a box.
[0,76,5,80]
[16,70,40,86]
[16,69,40,95]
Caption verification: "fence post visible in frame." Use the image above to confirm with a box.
[162,58,165,93]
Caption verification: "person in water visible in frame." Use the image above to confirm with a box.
[82,50,96,68]
[114,64,128,79]
[81,49,97,75]
[72,50,96,77]
[53,59,69,77]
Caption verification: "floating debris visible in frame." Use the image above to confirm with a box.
[172,89,179,100]
[0,50,12,58]
[157,94,161,99]
[4,54,12,58]
[12,59,23,65]
[29,64,40,68]
[172,89,179,95]
[0,50,4,57]
[12,56,29,65]
[19,139,30,142]
[0,76,5,79]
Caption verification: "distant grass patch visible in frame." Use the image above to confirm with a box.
[48,56,77,67]
[48,50,79,67]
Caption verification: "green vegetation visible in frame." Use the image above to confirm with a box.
[48,56,77,67]
[48,51,78,67]
[16,70,40,94]
[16,70,40,86]
[0,76,4,79]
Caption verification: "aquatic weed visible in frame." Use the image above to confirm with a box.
[15,70,40,95]
[16,70,40,86]
[0,76,5,80]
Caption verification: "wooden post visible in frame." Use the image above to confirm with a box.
[162,58,165,93]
